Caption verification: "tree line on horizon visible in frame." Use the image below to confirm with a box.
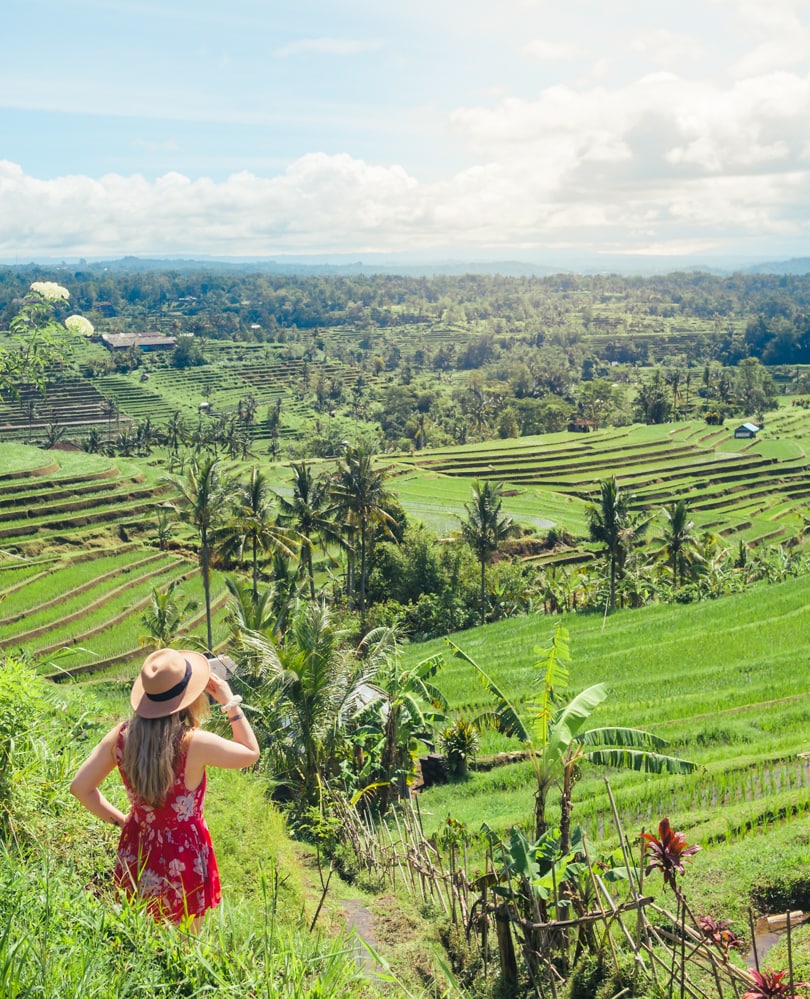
[0,269,801,460]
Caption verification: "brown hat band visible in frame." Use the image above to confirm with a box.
[145,661,192,703]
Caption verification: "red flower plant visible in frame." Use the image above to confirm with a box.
[641,817,700,890]
[697,915,745,956]
[742,968,810,998]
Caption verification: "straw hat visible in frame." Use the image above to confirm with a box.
[130,648,211,719]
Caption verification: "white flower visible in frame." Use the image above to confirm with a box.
[29,281,70,301]
[137,868,165,898]
[172,792,196,822]
[193,848,209,879]
[119,846,138,866]
[168,858,186,878]
[65,314,94,336]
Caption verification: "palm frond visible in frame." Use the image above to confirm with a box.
[239,627,285,680]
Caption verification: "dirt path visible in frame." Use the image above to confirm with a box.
[341,898,379,974]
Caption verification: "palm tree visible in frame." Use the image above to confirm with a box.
[218,465,296,600]
[139,580,198,648]
[164,410,186,457]
[83,427,102,454]
[355,627,447,813]
[44,422,64,448]
[223,577,283,652]
[665,368,683,417]
[135,416,155,455]
[102,400,118,442]
[330,448,397,616]
[450,623,696,851]
[275,462,343,601]
[460,479,519,625]
[586,476,648,612]
[165,455,229,650]
[241,601,378,807]
[655,499,701,589]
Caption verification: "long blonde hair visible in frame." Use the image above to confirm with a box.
[121,693,209,806]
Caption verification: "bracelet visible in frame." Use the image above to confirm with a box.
[228,712,245,723]
[220,695,243,713]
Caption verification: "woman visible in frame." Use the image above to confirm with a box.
[70,647,260,925]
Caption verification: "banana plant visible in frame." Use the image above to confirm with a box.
[448,622,697,850]
[354,629,447,813]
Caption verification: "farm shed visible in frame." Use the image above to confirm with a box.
[733,422,760,439]
[568,417,597,433]
[101,332,176,351]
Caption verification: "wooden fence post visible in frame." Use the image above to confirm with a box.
[495,903,518,985]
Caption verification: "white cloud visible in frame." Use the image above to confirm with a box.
[629,30,704,67]
[3,54,810,260]
[712,0,810,74]
[732,35,810,75]
[521,39,583,62]
[273,37,383,59]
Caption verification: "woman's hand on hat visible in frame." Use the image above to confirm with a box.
[206,673,233,707]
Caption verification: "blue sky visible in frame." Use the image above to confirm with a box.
[2,0,810,265]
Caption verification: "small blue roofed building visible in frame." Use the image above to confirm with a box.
[734,422,760,439]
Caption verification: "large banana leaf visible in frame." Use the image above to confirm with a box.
[534,622,571,746]
[542,683,608,755]
[583,747,697,774]
[414,653,444,680]
[578,726,671,750]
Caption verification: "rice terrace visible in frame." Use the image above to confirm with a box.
[6,265,810,997]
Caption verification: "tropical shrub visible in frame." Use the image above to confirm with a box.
[0,656,46,841]
[440,718,480,780]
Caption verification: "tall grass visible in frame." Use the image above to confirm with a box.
[0,660,385,998]
[0,846,376,998]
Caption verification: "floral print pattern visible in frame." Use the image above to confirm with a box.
[113,725,222,923]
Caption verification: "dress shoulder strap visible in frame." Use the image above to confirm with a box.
[115,721,128,759]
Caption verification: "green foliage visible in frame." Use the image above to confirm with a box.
[139,579,198,647]
[587,476,649,611]
[330,447,398,615]
[459,479,519,625]
[0,843,372,998]
[354,632,447,812]
[1,290,62,399]
[0,657,46,840]
[449,622,696,846]
[367,522,481,639]
[440,718,480,780]
[564,952,651,999]
[217,464,297,600]
[165,454,231,649]
[275,460,343,601]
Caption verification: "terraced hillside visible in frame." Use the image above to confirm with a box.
[391,414,810,549]
[0,378,128,443]
[0,445,227,676]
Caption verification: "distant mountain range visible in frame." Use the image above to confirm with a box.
[741,257,810,275]
[4,253,810,278]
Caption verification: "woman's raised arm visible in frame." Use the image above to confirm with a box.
[185,673,261,777]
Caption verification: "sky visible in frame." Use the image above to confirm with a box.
[2,0,810,268]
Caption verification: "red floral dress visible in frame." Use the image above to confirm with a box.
[113,724,222,922]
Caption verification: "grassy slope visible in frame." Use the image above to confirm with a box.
[13,676,443,998]
[399,573,810,926]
